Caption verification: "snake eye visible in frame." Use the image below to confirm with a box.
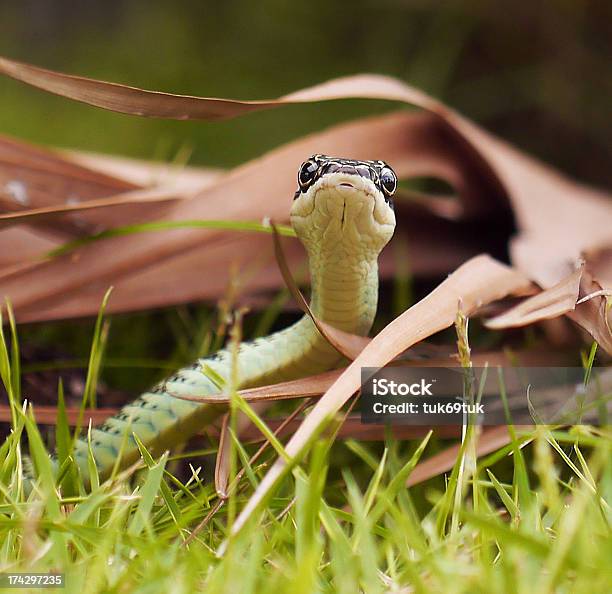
[379,166,397,197]
[298,159,319,189]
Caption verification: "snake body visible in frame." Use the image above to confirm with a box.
[58,155,397,483]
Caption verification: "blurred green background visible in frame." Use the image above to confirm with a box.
[0,0,610,187]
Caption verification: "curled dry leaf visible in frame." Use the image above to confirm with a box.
[0,134,142,266]
[1,55,611,354]
[0,56,453,123]
[0,134,146,236]
[484,258,612,353]
[0,135,139,211]
[1,148,222,231]
[223,255,531,542]
[485,266,582,329]
[568,267,612,354]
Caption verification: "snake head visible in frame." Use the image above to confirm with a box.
[291,155,396,257]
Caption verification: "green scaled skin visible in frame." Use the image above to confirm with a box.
[63,155,397,484]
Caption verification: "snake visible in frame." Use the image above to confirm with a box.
[39,155,398,486]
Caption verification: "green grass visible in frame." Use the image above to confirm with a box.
[0,302,611,593]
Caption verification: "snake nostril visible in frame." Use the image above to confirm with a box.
[339,182,354,188]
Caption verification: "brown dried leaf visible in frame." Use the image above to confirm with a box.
[568,267,612,354]
[485,267,581,329]
[0,185,183,229]
[0,57,438,121]
[177,369,342,404]
[0,134,141,235]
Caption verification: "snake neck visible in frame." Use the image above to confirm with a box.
[306,242,379,337]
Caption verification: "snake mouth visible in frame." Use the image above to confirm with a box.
[291,172,395,233]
